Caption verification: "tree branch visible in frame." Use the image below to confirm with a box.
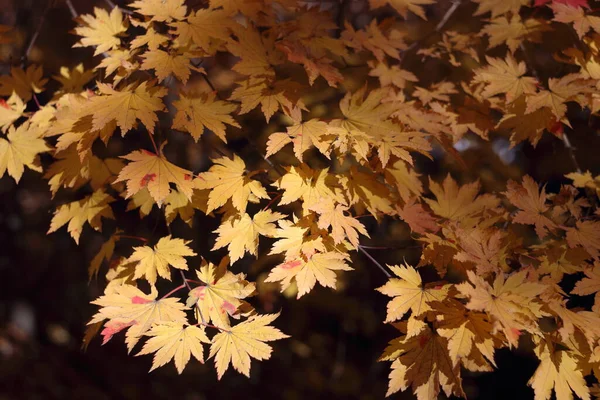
[358,245,391,278]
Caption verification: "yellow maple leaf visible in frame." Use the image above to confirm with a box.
[456,270,546,348]
[435,299,499,370]
[481,15,546,53]
[196,155,268,213]
[209,313,289,379]
[526,74,595,120]
[552,3,600,39]
[528,341,591,400]
[130,0,187,22]
[308,200,369,248]
[212,210,283,263]
[126,235,196,285]
[572,263,600,312]
[424,174,500,223]
[140,49,195,84]
[172,9,232,51]
[89,82,166,134]
[496,94,557,147]
[266,118,331,160]
[137,323,209,373]
[368,61,418,88]
[0,121,49,183]
[173,92,240,142]
[226,25,282,78]
[273,165,339,211]
[472,0,529,18]
[187,261,256,328]
[566,220,600,259]
[268,219,326,260]
[89,284,188,351]
[377,264,449,322]
[74,7,128,56]
[47,190,115,244]
[229,77,302,123]
[266,252,352,298]
[115,149,195,206]
[473,55,538,102]
[0,92,25,132]
[368,0,434,20]
[382,327,466,399]
[0,65,48,101]
[505,175,558,239]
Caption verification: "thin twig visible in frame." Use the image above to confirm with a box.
[22,0,55,66]
[562,133,582,173]
[435,0,461,32]
[358,245,391,278]
[65,0,78,18]
[161,284,186,299]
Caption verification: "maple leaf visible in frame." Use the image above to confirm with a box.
[382,327,466,399]
[53,64,95,95]
[454,227,508,276]
[566,220,600,259]
[505,176,558,239]
[47,190,115,244]
[173,92,240,142]
[209,313,289,379]
[526,74,594,120]
[481,16,547,53]
[571,263,600,312]
[339,166,394,217]
[396,198,439,235]
[196,155,268,213]
[212,211,283,263]
[0,65,48,101]
[368,61,418,89]
[126,235,196,285]
[276,41,343,87]
[308,200,369,248]
[266,252,352,298]
[424,174,499,223]
[130,0,187,22]
[266,118,330,160]
[187,261,256,328]
[0,121,49,183]
[140,50,195,84]
[229,77,303,123]
[368,0,434,19]
[497,94,557,147]
[89,284,187,351]
[89,233,119,279]
[89,82,166,134]
[171,9,231,51]
[377,264,449,322]
[435,300,499,370]
[226,25,282,78]
[74,7,127,56]
[137,323,209,374]
[456,270,547,347]
[273,165,339,211]
[115,149,195,207]
[269,219,325,260]
[552,3,600,39]
[473,55,538,102]
[0,92,25,132]
[472,0,530,17]
[528,341,591,400]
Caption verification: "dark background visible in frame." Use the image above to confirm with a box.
[1,0,598,399]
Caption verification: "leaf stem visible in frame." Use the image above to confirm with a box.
[358,245,392,278]
[147,131,159,154]
[161,284,186,299]
[117,234,148,242]
[263,193,282,211]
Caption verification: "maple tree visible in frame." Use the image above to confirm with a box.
[2,0,600,398]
